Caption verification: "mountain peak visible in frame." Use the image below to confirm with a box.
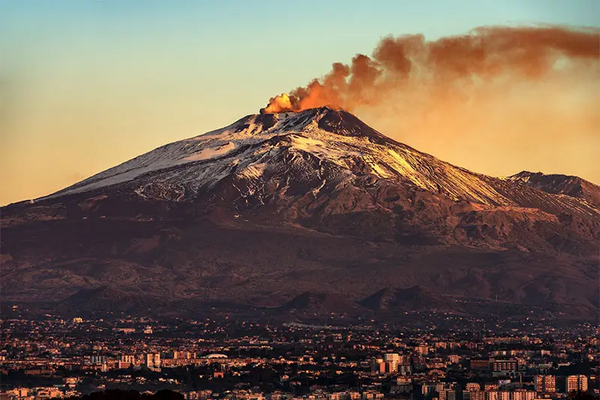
[259,104,337,115]
[508,171,600,208]
[252,106,390,141]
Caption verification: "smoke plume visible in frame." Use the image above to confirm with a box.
[263,26,600,114]
[262,26,600,182]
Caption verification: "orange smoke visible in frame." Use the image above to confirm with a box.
[264,93,293,113]
[262,26,600,113]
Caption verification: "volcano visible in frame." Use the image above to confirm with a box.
[2,107,599,321]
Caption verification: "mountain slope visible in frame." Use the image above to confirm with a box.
[508,171,600,209]
[360,286,450,312]
[1,107,599,320]
[38,108,598,219]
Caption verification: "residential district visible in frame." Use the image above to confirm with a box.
[1,309,598,400]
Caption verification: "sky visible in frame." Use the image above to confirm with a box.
[0,0,599,205]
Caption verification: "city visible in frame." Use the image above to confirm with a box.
[1,309,598,400]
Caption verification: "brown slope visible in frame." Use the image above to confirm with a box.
[508,171,600,209]
[1,108,599,321]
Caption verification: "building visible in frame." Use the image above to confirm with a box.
[499,391,511,400]
[119,354,135,369]
[383,361,397,373]
[372,354,405,374]
[89,355,107,365]
[464,392,485,400]
[371,358,384,373]
[534,375,556,393]
[471,359,490,370]
[512,389,535,400]
[383,353,401,364]
[439,389,456,400]
[448,355,461,364]
[491,360,518,372]
[491,360,518,377]
[567,375,588,392]
[146,352,161,370]
[398,364,412,375]
[486,390,499,400]
[422,383,445,397]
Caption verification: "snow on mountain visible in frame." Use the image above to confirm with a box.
[43,108,466,198]
[41,107,598,223]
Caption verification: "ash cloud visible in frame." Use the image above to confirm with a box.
[264,26,599,113]
[263,25,600,183]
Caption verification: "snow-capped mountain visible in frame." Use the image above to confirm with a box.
[2,107,599,320]
[43,107,598,220]
[49,107,492,200]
